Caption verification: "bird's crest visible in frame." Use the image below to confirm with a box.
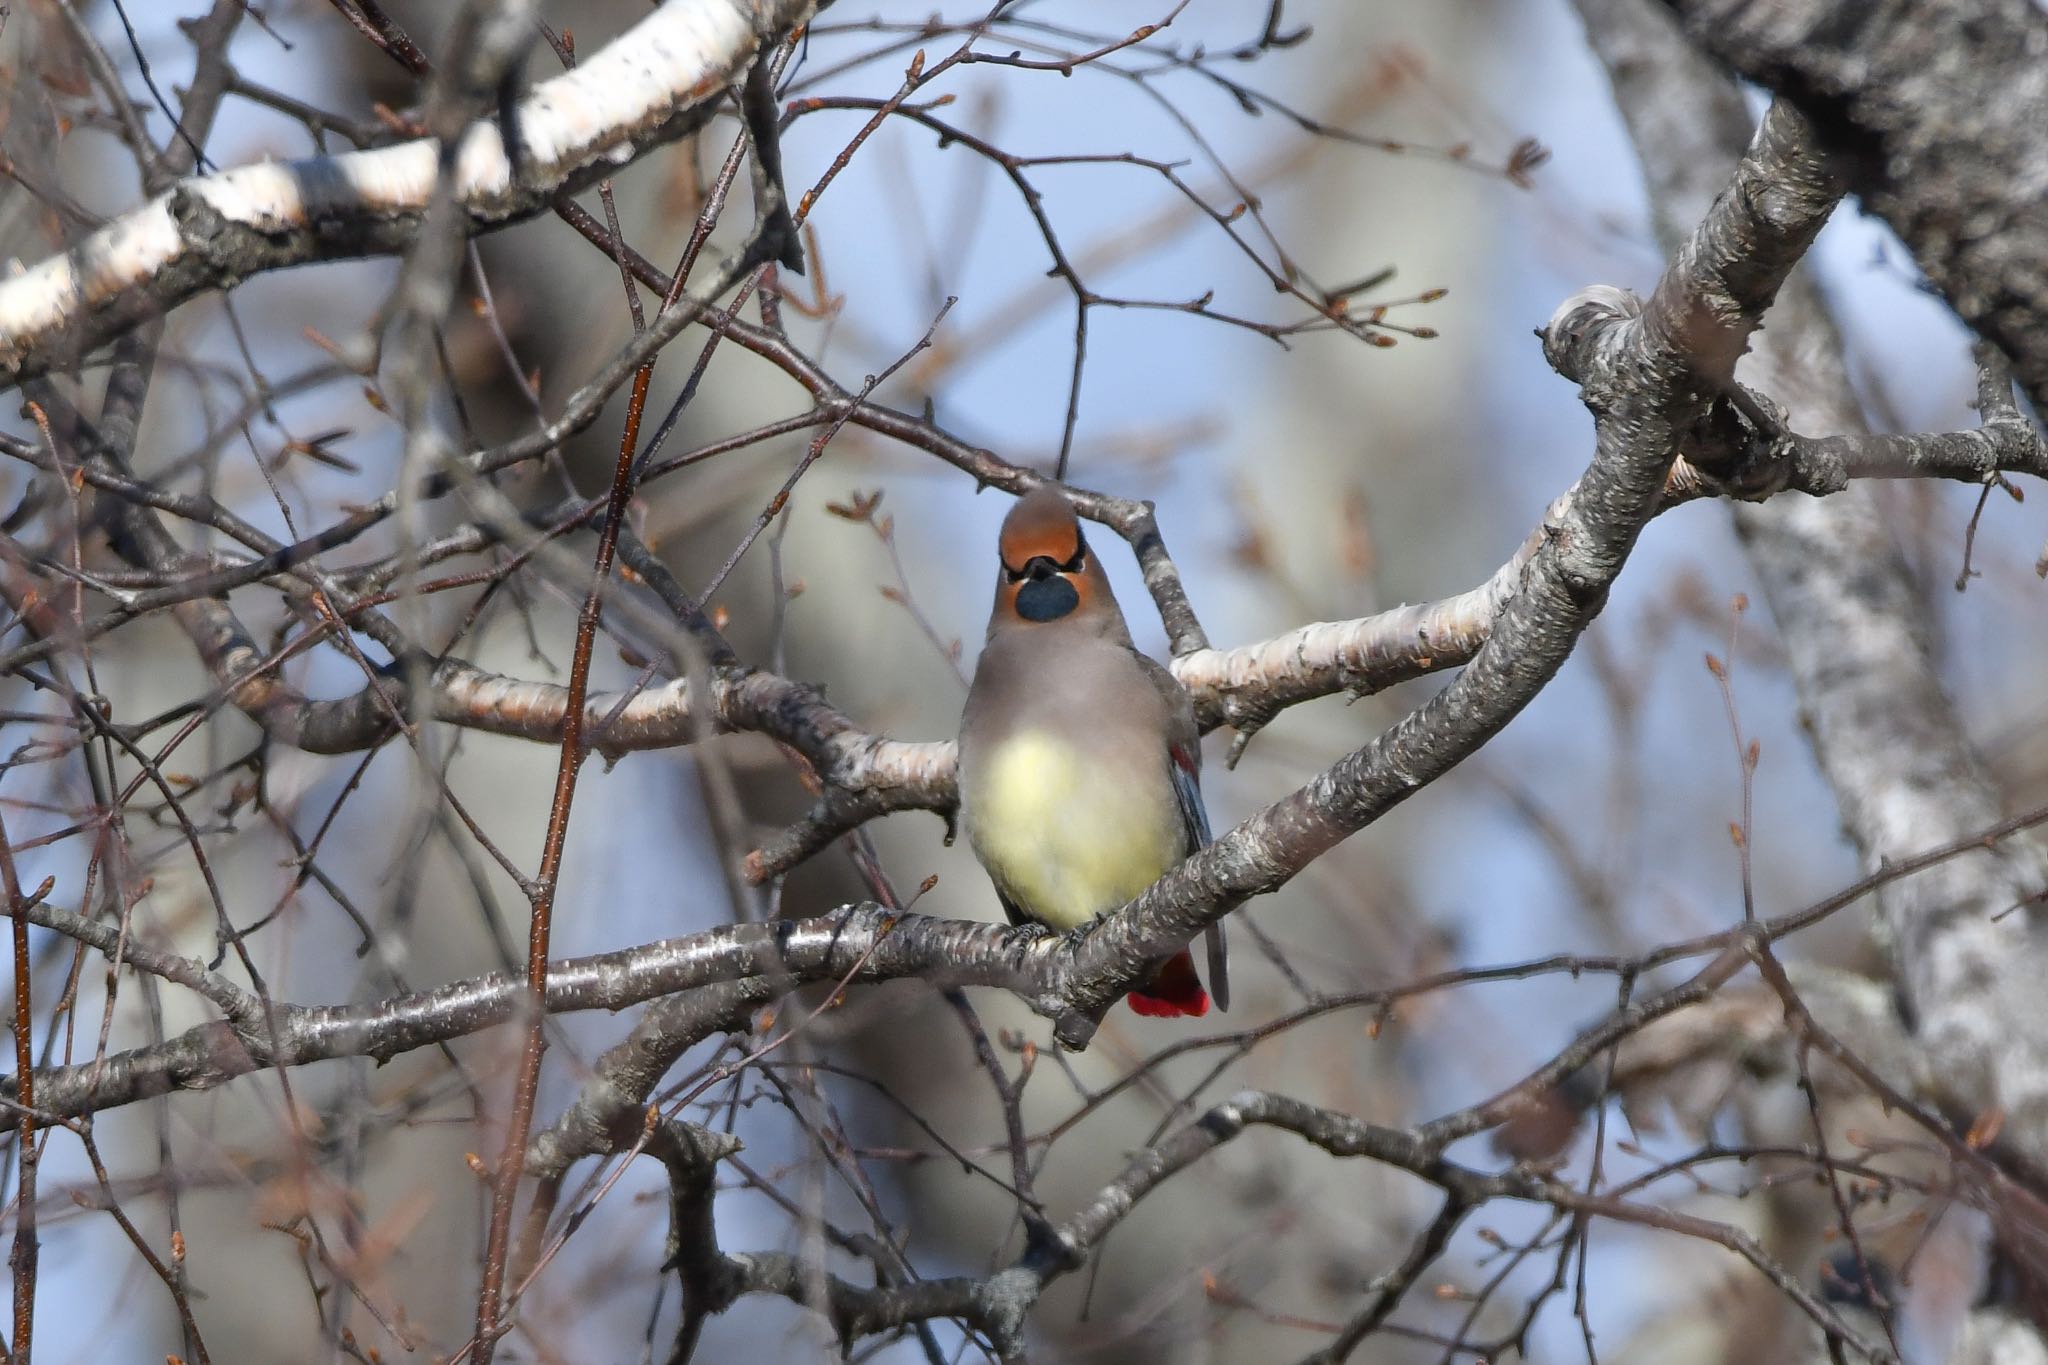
[998,487,1084,574]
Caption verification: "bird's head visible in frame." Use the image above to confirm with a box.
[991,487,1125,637]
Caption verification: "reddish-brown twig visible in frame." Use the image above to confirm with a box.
[0,812,36,1365]
[467,253,676,1365]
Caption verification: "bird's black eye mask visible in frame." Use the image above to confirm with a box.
[1002,543,1086,584]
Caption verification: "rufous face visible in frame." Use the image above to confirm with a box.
[996,490,1098,624]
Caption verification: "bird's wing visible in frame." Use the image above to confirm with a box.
[994,884,1031,929]
[1140,653,1231,1012]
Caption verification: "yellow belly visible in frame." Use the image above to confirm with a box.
[968,731,1181,930]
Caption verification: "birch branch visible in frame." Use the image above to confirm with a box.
[1591,0,2048,1189]
[1656,0,2048,415]
[0,0,815,385]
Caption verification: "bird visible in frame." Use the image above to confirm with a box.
[956,486,1229,1019]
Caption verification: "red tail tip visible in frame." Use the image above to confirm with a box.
[1126,951,1209,1018]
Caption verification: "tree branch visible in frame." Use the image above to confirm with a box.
[1042,98,1847,1046]
[0,0,816,385]
[673,1088,1891,1361]
[1591,0,2048,1189]
[1656,0,2048,415]
[1570,5,2048,1352]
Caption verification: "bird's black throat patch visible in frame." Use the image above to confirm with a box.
[1016,575,1080,621]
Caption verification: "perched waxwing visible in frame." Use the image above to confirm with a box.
[957,487,1229,1019]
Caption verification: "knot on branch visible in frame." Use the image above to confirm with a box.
[1053,1005,1107,1052]
[1730,392,1809,497]
[974,1266,1047,1356]
[1542,284,1642,390]
[169,186,234,252]
[1680,387,1809,500]
[1219,693,1279,768]
[656,1115,743,1171]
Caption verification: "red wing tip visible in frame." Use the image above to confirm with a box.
[1127,989,1210,1019]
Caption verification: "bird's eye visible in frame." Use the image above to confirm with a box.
[1060,549,1086,574]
